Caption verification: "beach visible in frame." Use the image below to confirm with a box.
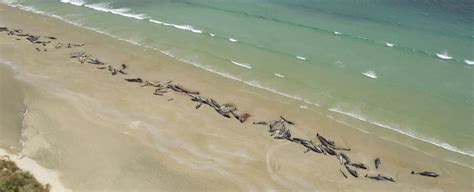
[0,3,473,192]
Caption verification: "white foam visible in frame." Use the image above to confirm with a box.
[4,1,327,131]
[148,19,163,24]
[273,73,285,78]
[436,51,453,60]
[228,38,238,42]
[5,1,474,169]
[15,4,45,14]
[385,42,394,47]
[362,70,378,79]
[209,33,215,37]
[60,0,86,6]
[0,0,16,4]
[0,149,71,192]
[230,60,252,69]
[9,4,59,21]
[328,107,474,157]
[463,60,474,65]
[334,31,342,35]
[149,19,203,33]
[170,24,202,34]
[296,56,306,61]
[84,3,148,20]
[160,51,323,108]
[299,105,308,109]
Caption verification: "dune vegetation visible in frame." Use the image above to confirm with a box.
[0,158,50,192]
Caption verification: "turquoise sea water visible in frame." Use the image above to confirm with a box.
[2,0,473,159]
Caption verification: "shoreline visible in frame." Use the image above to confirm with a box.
[3,1,472,160]
[0,3,473,191]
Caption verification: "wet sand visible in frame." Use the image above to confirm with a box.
[0,4,472,192]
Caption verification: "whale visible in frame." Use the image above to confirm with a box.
[345,164,358,178]
[375,158,381,169]
[317,133,335,148]
[350,163,368,170]
[411,171,439,177]
[124,78,143,83]
[365,174,394,182]
[340,152,351,164]
[280,116,295,125]
[291,137,310,145]
[321,145,337,155]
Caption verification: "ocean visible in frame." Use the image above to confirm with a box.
[2,0,473,160]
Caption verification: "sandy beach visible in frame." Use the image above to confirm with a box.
[0,3,473,192]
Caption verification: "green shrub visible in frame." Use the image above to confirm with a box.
[0,159,50,192]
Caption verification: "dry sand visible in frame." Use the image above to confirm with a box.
[0,4,472,192]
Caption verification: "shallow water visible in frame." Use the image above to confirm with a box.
[1,4,474,190]
[2,0,473,159]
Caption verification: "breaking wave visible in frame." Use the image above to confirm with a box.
[230,60,252,69]
[60,0,86,6]
[60,0,205,34]
[436,51,453,60]
[4,1,472,160]
[362,70,378,79]
[296,56,306,61]
[57,0,467,65]
[84,2,148,20]
[149,19,203,34]
[328,107,474,157]
[463,59,474,65]
[273,73,285,78]
[183,1,467,64]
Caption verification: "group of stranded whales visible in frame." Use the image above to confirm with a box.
[253,117,395,181]
[123,77,252,123]
[2,27,86,53]
[1,26,441,182]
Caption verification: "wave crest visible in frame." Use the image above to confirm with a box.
[149,19,203,34]
[8,1,471,160]
[60,0,86,6]
[230,60,252,69]
[362,70,378,79]
[328,107,474,157]
[84,3,148,20]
